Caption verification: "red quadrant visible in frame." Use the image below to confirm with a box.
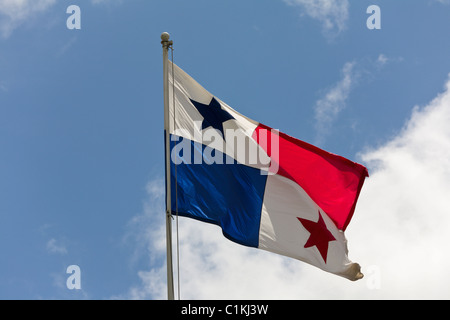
[252,124,369,231]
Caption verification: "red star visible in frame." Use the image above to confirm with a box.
[298,211,336,263]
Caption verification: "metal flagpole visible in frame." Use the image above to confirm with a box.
[161,32,175,301]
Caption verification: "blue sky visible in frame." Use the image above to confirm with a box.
[1,0,450,299]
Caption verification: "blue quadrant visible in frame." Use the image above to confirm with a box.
[170,135,268,248]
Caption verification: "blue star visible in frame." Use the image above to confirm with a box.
[190,97,235,138]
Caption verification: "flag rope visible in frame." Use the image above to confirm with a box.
[170,44,181,301]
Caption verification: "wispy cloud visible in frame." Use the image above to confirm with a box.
[375,53,404,69]
[46,238,68,255]
[283,0,349,38]
[314,61,357,145]
[55,36,77,58]
[313,54,404,145]
[376,54,389,67]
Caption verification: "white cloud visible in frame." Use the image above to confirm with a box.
[126,75,450,300]
[0,0,56,38]
[283,0,349,37]
[314,61,357,145]
[352,74,450,299]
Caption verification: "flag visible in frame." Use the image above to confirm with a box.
[167,61,369,281]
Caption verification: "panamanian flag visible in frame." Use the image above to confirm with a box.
[167,61,369,281]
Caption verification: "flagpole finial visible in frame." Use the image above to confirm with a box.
[161,32,173,48]
[161,32,170,42]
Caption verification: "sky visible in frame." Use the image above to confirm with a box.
[1,0,450,300]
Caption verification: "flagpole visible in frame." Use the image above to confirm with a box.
[161,32,175,301]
